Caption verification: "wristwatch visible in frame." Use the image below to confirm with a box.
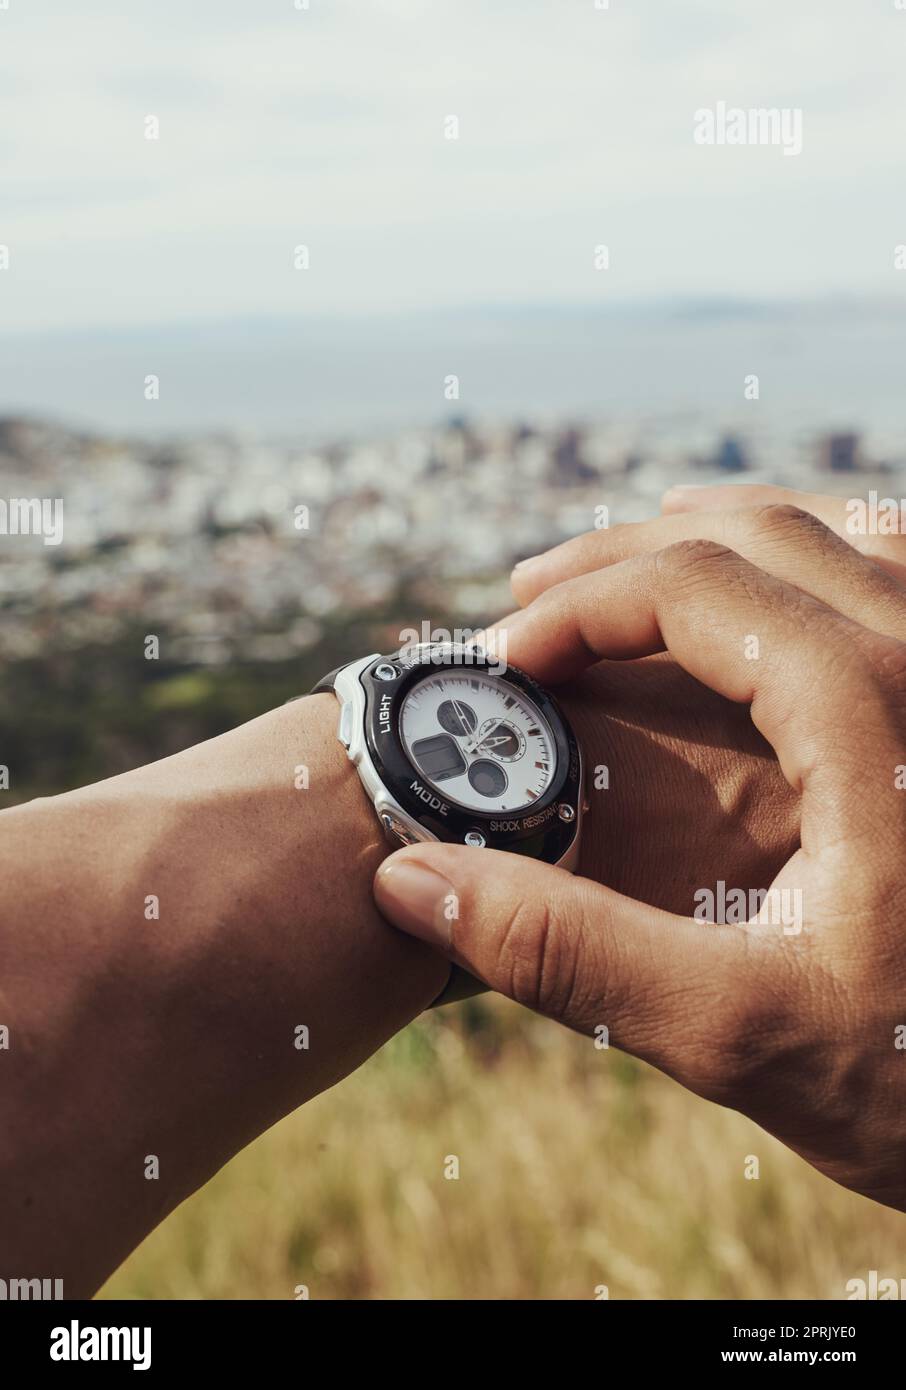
[311,642,585,1004]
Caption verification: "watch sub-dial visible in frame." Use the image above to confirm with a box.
[467,759,508,799]
[436,698,478,737]
[474,719,525,762]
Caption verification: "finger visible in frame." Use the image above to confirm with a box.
[662,483,852,520]
[496,541,904,852]
[374,842,752,1089]
[511,505,906,642]
[660,483,906,583]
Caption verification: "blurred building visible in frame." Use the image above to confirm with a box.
[819,432,860,472]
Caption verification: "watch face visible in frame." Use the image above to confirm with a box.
[399,669,558,813]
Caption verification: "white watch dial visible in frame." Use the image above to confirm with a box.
[399,670,557,813]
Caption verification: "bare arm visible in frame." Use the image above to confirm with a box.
[0,694,448,1297]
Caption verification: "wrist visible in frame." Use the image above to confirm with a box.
[556,657,799,913]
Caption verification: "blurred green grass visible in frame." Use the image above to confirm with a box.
[99,996,906,1301]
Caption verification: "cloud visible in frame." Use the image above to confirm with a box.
[1,0,905,329]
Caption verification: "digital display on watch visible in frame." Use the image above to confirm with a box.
[410,733,468,782]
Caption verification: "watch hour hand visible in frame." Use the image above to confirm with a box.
[452,699,473,737]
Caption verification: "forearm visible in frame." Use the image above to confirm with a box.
[0,694,448,1297]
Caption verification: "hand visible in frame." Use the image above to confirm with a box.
[504,480,903,913]
[511,481,906,613]
[375,522,906,1212]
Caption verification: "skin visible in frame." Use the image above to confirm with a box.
[0,636,796,1295]
[0,695,448,1298]
[376,486,906,1214]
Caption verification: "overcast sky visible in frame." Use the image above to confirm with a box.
[1,0,905,336]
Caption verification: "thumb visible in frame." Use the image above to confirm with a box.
[374,843,746,1072]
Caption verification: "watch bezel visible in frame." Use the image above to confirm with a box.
[360,644,582,863]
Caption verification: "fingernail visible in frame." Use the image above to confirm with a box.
[374,860,456,949]
[513,554,540,571]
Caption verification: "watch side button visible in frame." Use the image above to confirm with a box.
[337,702,354,749]
[380,811,422,847]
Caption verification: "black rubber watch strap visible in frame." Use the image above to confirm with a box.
[311,665,346,695]
[430,964,489,1008]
